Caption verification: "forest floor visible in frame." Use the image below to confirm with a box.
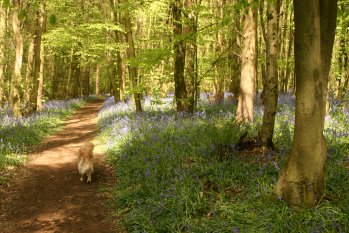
[0,99,123,233]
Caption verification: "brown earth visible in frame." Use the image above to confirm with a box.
[0,99,124,233]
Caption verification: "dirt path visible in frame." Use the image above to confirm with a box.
[0,100,120,233]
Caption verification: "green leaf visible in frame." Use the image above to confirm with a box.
[49,14,57,25]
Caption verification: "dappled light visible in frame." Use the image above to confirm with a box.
[0,0,348,232]
[0,100,116,233]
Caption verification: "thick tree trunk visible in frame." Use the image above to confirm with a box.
[172,0,188,112]
[0,3,7,105]
[10,0,23,117]
[125,12,142,112]
[260,0,280,148]
[275,0,337,207]
[236,0,257,123]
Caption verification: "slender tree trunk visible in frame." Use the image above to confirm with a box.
[260,0,280,148]
[28,0,45,112]
[95,65,100,96]
[10,0,23,117]
[124,11,142,112]
[213,0,225,104]
[236,0,257,123]
[336,2,348,100]
[24,38,35,107]
[184,0,198,113]
[83,66,90,97]
[49,55,59,99]
[109,0,125,103]
[66,48,74,99]
[0,3,7,105]
[172,0,188,112]
[36,41,44,111]
[228,8,241,101]
[72,55,80,98]
[283,18,294,93]
[275,0,337,207]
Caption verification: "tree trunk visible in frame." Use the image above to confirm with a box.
[283,18,294,94]
[184,0,198,113]
[28,0,45,112]
[213,0,225,104]
[72,56,80,98]
[275,0,337,207]
[260,0,280,148]
[236,0,257,123]
[66,48,74,99]
[10,0,23,117]
[24,38,35,107]
[95,65,100,96]
[83,66,90,97]
[336,2,348,100]
[124,11,142,112]
[36,41,44,111]
[228,9,241,101]
[172,0,188,112]
[0,3,7,105]
[109,0,125,103]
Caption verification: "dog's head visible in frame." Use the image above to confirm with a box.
[78,141,94,159]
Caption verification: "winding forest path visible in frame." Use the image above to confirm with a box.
[0,100,120,233]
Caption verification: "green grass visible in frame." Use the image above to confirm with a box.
[98,96,349,232]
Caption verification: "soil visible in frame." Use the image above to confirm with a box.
[0,99,123,233]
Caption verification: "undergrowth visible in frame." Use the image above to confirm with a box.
[98,95,349,232]
[0,98,84,171]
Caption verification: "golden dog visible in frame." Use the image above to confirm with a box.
[77,141,94,183]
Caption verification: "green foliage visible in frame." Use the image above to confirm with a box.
[98,96,349,232]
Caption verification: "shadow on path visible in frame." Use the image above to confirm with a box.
[0,100,121,233]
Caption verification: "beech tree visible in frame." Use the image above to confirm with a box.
[10,0,23,117]
[172,0,188,112]
[125,9,143,112]
[260,0,280,148]
[0,1,7,105]
[275,0,337,206]
[235,0,257,123]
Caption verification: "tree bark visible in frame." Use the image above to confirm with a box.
[172,0,188,112]
[260,0,280,148]
[24,38,35,107]
[124,11,142,112]
[10,0,23,117]
[275,0,337,207]
[95,65,100,96]
[184,0,198,113]
[83,66,90,97]
[236,0,257,123]
[36,41,44,111]
[0,3,7,105]
[109,0,124,103]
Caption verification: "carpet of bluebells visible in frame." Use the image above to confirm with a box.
[98,94,349,233]
[0,99,83,170]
